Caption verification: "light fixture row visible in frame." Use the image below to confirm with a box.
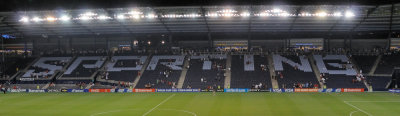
[19,9,356,23]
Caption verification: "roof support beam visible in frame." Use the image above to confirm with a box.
[153,8,171,33]
[351,5,379,32]
[288,6,303,37]
[104,8,133,34]
[247,5,253,33]
[158,16,171,33]
[201,6,212,48]
[159,19,171,34]
[388,3,394,37]
[387,3,395,50]
[247,5,254,49]
[200,6,211,33]
[328,17,345,33]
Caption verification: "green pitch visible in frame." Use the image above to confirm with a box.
[0,92,399,116]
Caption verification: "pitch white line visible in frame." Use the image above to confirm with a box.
[158,109,197,116]
[142,94,176,116]
[344,101,373,116]
[90,108,196,116]
[344,101,400,103]
[90,110,123,116]
[349,111,358,116]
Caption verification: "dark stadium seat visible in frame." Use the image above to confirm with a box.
[367,76,392,91]
[183,59,225,89]
[352,55,377,74]
[63,60,98,77]
[375,54,400,74]
[107,71,138,82]
[231,55,272,89]
[3,57,35,77]
[325,74,366,88]
[136,59,182,88]
[105,57,142,82]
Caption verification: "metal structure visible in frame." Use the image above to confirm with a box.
[0,4,399,37]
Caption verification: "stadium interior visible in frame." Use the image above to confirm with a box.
[1,0,400,116]
[1,0,400,91]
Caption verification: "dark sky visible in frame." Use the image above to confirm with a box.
[0,0,398,12]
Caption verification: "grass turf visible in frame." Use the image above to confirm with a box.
[0,92,399,116]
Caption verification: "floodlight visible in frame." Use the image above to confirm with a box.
[345,11,355,17]
[207,13,218,17]
[116,15,125,19]
[79,16,91,20]
[83,12,96,16]
[272,9,282,13]
[222,13,233,17]
[46,17,56,22]
[60,16,70,21]
[129,11,142,15]
[32,17,42,22]
[147,14,156,19]
[280,12,290,17]
[97,15,109,20]
[132,14,140,19]
[316,12,327,17]
[188,14,199,18]
[333,12,342,17]
[259,13,270,17]
[240,12,250,17]
[19,17,29,22]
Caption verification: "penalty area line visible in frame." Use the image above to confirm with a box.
[343,101,373,116]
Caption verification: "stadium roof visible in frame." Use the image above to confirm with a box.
[0,1,399,37]
[0,0,398,11]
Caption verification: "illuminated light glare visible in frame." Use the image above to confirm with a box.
[79,16,91,20]
[279,12,290,17]
[116,15,125,19]
[161,40,165,44]
[132,14,140,19]
[258,13,271,17]
[147,41,151,45]
[333,12,343,17]
[97,15,109,20]
[82,12,97,16]
[185,14,199,18]
[32,17,42,22]
[240,12,250,17]
[19,17,29,22]
[46,17,56,21]
[147,14,156,19]
[60,16,70,21]
[316,12,327,17]
[164,14,177,18]
[222,13,233,17]
[147,14,154,19]
[272,9,282,13]
[219,9,236,13]
[129,11,142,15]
[207,13,218,17]
[301,12,312,17]
[345,11,355,17]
